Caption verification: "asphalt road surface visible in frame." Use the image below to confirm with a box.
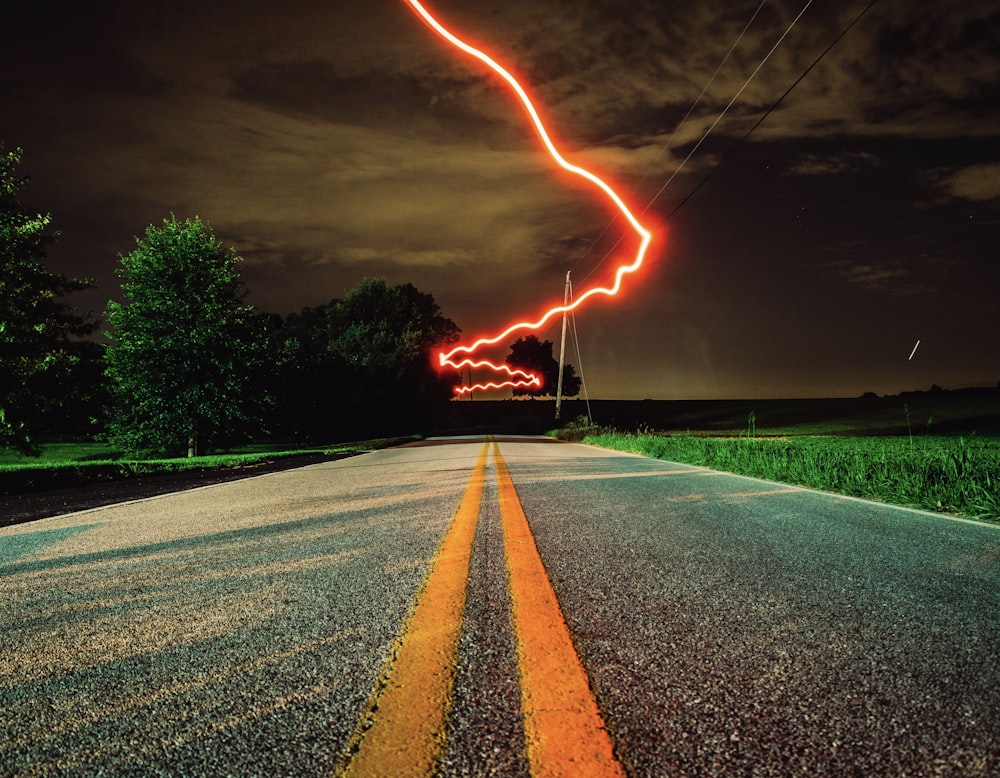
[1,436,998,776]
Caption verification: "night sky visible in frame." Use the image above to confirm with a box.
[2,0,998,399]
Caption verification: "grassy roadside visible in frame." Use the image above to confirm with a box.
[0,436,420,495]
[561,429,999,522]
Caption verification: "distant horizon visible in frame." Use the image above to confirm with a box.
[453,383,1000,403]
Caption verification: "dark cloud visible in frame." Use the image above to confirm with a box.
[229,60,516,145]
[788,151,881,176]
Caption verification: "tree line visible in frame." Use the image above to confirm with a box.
[1,146,579,456]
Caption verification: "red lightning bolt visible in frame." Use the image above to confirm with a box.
[405,0,656,394]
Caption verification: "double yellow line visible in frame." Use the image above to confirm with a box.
[338,440,625,777]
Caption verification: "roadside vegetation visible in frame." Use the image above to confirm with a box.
[2,145,460,459]
[563,420,999,522]
[2,144,580,463]
[0,436,418,494]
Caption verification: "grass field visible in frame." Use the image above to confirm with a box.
[578,431,999,521]
[546,391,1000,522]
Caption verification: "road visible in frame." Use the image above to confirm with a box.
[1,436,998,776]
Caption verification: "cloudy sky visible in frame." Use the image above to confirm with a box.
[2,0,998,399]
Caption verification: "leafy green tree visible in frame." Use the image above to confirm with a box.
[104,215,260,454]
[0,145,98,454]
[253,280,460,440]
[253,304,348,441]
[505,334,581,398]
[332,279,458,369]
[43,339,111,437]
[329,278,460,435]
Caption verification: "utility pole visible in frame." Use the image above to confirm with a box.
[555,270,570,420]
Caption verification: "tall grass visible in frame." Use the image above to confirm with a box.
[583,431,1000,521]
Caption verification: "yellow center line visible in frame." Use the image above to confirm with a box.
[493,441,627,778]
[337,440,490,778]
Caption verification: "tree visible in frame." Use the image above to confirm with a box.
[0,145,98,454]
[104,215,260,454]
[328,278,460,436]
[253,303,348,441]
[254,279,460,440]
[505,334,581,398]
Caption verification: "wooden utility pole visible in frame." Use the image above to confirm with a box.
[555,271,570,420]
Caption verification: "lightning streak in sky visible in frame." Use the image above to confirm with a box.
[404,0,656,394]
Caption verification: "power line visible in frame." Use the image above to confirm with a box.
[645,0,815,212]
[567,282,593,424]
[566,0,879,397]
[570,0,767,275]
[580,0,882,286]
[661,0,880,220]
[576,0,816,288]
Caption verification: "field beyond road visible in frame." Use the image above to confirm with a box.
[449,390,1000,522]
[440,389,1000,439]
[578,432,999,521]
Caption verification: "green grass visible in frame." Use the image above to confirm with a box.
[0,435,420,494]
[0,441,124,465]
[0,435,418,469]
[2,449,332,474]
[578,431,999,521]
